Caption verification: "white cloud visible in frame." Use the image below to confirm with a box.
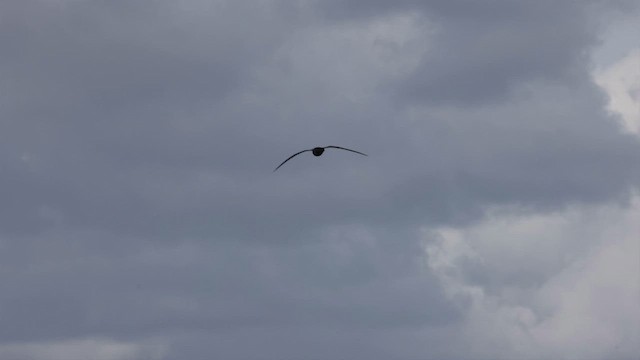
[531,203,640,359]
[422,41,640,360]
[594,49,640,134]
[425,198,640,359]
[0,338,167,360]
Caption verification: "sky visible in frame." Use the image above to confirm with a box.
[0,1,639,359]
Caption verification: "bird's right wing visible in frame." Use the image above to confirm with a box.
[273,149,311,171]
[325,146,367,156]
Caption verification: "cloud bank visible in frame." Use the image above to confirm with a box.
[0,1,638,359]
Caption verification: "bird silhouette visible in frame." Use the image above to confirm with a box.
[274,146,367,171]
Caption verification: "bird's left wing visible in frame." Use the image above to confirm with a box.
[273,149,311,171]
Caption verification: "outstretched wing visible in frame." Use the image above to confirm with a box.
[273,149,311,171]
[325,146,367,156]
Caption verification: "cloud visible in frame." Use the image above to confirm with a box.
[425,197,640,360]
[1,0,638,239]
[315,0,632,105]
[0,337,167,360]
[0,0,638,359]
[422,36,640,360]
[595,49,640,134]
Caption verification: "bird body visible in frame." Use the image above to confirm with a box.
[274,146,367,171]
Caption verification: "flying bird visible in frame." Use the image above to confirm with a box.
[274,146,367,171]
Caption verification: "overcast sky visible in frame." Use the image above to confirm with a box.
[1,1,639,359]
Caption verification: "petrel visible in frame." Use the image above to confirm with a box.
[274,146,367,171]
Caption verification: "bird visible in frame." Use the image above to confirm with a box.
[274,146,367,171]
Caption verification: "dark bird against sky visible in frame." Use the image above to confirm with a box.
[274,146,367,171]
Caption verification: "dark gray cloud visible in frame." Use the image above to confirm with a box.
[317,0,634,105]
[1,0,638,359]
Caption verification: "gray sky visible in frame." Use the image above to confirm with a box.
[1,1,639,359]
